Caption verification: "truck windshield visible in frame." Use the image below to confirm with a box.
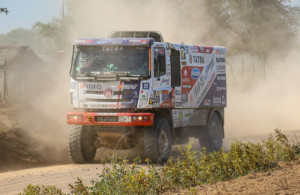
[73,46,150,77]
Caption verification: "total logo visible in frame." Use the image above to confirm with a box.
[104,88,113,98]
[191,68,200,80]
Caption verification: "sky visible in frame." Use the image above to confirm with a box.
[1,0,300,34]
[0,0,62,34]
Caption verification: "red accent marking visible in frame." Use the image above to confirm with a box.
[192,46,214,54]
[66,112,154,126]
[117,81,123,108]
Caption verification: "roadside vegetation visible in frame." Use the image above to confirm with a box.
[20,129,300,194]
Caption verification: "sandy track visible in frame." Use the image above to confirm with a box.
[0,130,299,194]
[0,163,105,194]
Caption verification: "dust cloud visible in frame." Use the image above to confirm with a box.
[67,0,300,137]
[226,40,300,137]
[14,53,71,162]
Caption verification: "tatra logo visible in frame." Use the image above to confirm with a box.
[104,88,113,98]
[193,56,205,63]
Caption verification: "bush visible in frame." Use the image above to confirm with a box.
[20,129,299,195]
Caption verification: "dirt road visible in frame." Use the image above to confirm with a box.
[0,163,105,194]
[0,131,299,195]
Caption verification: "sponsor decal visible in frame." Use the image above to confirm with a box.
[175,90,181,95]
[222,95,226,105]
[104,88,113,98]
[95,39,112,44]
[204,99,211,106]
[191,68,201,80]
[103,46,123,52]
[217,65,226,72]
[127,39,149,44]
[181,93,188,104]
[184,113,194,117]
[71,82,76,89]
[109,104,126,108]
[204,58,215,80]
[216,58,225,63]
[123,84,137,90]
[162,90,169,101]
[191,46,213,54]
[189,54,193,64]
[185,47,189,53]
[196,72,216,105]
[142,82,150,89]
[88,104,109,108]
[193,75,205,98]
[184,70,188,77]
[217,75,226,81]
[217,87,226,92]
[213,96,222,104]
[181,49,186,60]
[149,94,160,105]
[140,94,148,100]
[86,83,101,91]
[182,84,191,88]
[193,56,205,64]
[161,78,170,84]
[182,78,190,83]
[76,39,96,44]
[215,49,225,55]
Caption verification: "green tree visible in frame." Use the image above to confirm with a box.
[0,8,8,14]
[201,0,300,60]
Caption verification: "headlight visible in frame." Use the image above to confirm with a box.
[68,114,83,120]
[132,115,149,121]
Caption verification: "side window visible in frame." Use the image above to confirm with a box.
[154,47,166,77]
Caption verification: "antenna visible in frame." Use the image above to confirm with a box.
[62,0,65,51]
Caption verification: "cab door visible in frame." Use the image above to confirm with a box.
[150,44,172,108]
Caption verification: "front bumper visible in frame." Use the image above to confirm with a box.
[66,112,154,126]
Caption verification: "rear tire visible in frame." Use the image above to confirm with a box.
[69,125,97,164]
[199,112,223,152]
[144,118,172,164]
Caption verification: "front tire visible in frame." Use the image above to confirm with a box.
[69,125,97,164]
[199,112,223,152]
[144,118,172,164]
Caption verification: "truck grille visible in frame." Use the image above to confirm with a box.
[94,116,118,122]
[86,98,131,102]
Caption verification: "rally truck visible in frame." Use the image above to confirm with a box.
[67,31,227,164]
